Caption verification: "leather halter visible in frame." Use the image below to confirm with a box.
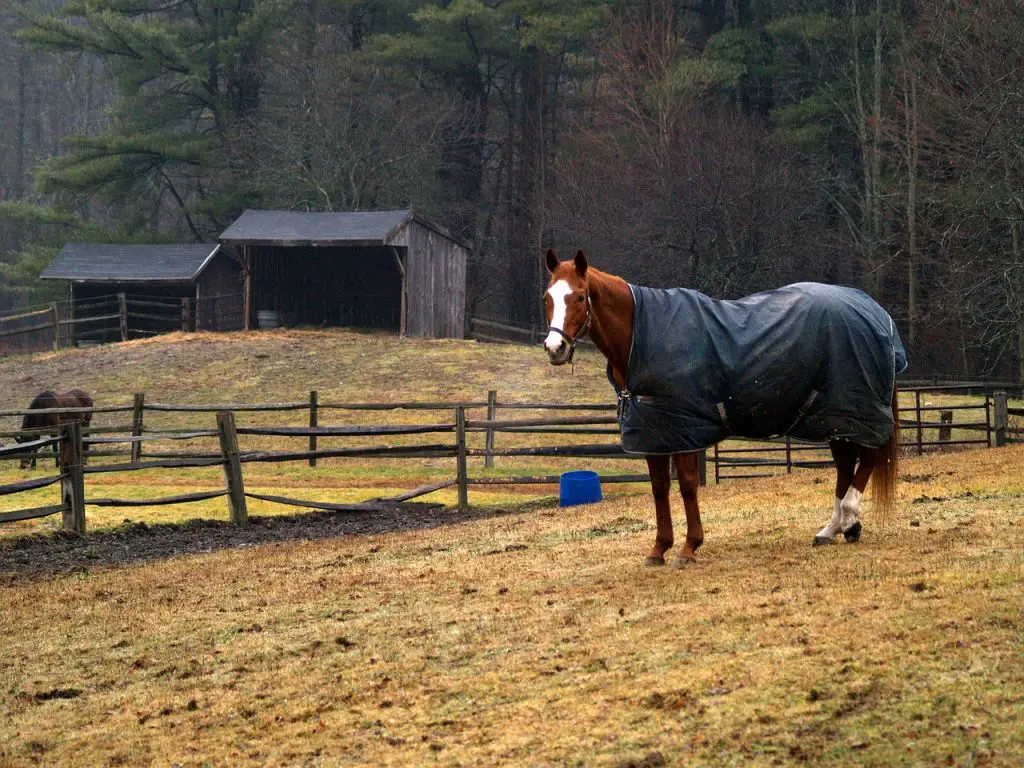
[546,295,592,363]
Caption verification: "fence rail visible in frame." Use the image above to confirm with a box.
[0,292,247,355]
[1,385,1019,533]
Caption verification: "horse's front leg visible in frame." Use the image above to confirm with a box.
[672,453,704,566]
[644,454,673,566]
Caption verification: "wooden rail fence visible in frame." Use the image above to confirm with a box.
[0,386,1018,533]
[0,292,246,355]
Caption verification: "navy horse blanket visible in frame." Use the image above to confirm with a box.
[611,282,908,454]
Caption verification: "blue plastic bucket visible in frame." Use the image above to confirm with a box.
[559,470,603,507]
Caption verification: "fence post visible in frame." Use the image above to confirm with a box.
[216,411,248,524]
[484,389,497,469]
[785,436,793,473]
[915,389,923,455]
[50,301,59,351]
[994,391,1008,448]
[938,410,953,443]
[456,406,468,512]
[131,393,145,463]
[118,293,128,342]
[308,390,318,468]
[60,422,86,533]
[713,442,720,484]
[182,297,192,332]
[985,395,992,448]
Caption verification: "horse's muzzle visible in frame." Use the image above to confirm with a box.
[546,342,572,366]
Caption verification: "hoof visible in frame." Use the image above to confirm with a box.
[843,522,863,543]
[644,556,665,567]
[812,535,836,547]
[671,557,697,568]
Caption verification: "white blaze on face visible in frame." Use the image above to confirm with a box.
[544,279,573,354]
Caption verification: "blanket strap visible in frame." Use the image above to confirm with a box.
[783,390,819,435]
[616,388,632,422]
[716,402,730,431]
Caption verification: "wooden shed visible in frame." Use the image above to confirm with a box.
[40,243,243,342]
[218,209,470,338]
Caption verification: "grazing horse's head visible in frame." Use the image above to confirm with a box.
[543,249,591,366]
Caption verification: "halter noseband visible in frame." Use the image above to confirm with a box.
[546,295,592,363]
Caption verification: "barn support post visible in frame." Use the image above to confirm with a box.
[118,293,128,342]
[216,411,248,524]
[308,390,318,468]
[181,297,192,332]
[484,389,497,469]
[391,247,407,337]
[243,246,253,331]
[994,391,1008,448]
[60,422,86,533]
[50,301,59,351]
[131,393,145,464]
[456,406,469,512]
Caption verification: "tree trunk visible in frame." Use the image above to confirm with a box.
[15,42,27,201]
[507,45,545,326]
[903,61,919,351]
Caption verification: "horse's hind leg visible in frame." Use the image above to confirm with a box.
[814,441,857,546]
[644,454,674,566]
[838,447,877,542]
[671,453,703,567]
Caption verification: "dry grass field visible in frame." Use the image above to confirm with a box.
[1,331,1023,766]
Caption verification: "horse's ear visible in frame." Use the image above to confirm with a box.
[544,249,559,274]
[574,250,588,277]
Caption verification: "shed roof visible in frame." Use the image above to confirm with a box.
[40,243,221,283]
[218,209,469,249]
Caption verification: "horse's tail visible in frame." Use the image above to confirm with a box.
[871,387,900,520]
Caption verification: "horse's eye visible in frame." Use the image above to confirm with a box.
[577,294,585,302]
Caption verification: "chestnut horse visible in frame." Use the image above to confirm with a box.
[543,250,902,567]
[17,389,94,469]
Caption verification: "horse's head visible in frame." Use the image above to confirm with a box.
[543,249,591,366]
[14,434,33,470]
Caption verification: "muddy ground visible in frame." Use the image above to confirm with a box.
[0,503,533,587]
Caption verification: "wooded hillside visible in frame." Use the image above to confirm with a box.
[2,0,1022,379]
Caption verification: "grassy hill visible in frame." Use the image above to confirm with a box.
[2,330,1023,764]
[0,329,630,534]
[0,328,614,409]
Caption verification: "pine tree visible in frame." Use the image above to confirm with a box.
[18,0,289,239]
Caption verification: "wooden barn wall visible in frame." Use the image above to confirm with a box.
[433,237,467,338]
[250,246,401,331]
[397,222,467,338]
[396,223,433,337]
[196,252,245,331]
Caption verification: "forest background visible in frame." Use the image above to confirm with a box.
[1,0,1022,379]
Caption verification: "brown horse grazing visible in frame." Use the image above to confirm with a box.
[17,389,94,469]
[542,250,906,566]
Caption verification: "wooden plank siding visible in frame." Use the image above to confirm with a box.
[195,252,245,331]
[396,220,467,339]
